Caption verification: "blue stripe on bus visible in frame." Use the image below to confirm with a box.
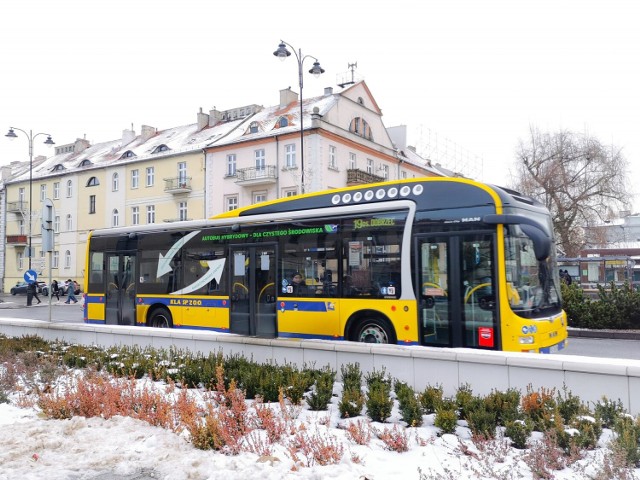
[136,297,230,308]
[278,301,331,312]
[539,339,566,354]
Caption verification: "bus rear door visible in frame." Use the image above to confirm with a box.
[229,245,277,337]
[105,253,137,325]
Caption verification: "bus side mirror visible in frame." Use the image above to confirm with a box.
[520,224,551,261]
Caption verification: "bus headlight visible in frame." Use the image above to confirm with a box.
[519,336,535,344]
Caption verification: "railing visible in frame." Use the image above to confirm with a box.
[346,168,385,185]
[235,165,278,185]
[163,177,192,193]
[6,201,28,213]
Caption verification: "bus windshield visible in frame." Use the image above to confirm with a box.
[504,225,561,318]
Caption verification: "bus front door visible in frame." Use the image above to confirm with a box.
[105,253,137,326]
[418,234,497,349]
[229,246,277,338]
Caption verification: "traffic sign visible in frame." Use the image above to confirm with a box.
[24,269,38,283]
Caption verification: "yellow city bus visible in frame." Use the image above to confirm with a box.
[84,177,567,352]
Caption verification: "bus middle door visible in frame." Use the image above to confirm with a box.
[105,253,137,326]
[229,245,277,338]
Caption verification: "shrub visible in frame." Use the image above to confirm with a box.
[306,368,335,411]
[557,386,587,424]
[613,416,640,467]
[366,382,393,423]
[395,383,423,427]
[340,363,362,392]
[521,386,557,431]
[339,386,365,419]
[505,419,533,449]
[434,405,458,435]
[595,396,627,428]
[419,385,443,414]
[466,404,497,440]
[484,388,521,425]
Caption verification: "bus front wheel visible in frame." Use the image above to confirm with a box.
[353,317,395,344]
[148,307,173,328]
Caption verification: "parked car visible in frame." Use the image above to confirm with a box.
[10,281,48,295]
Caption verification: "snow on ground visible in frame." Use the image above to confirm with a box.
[1,377,638,480]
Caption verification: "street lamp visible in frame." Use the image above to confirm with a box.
[273,40,325,194]
[5,127,55,270]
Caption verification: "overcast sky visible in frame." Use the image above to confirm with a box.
[2,0,638,208]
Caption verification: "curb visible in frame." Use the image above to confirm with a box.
[568,328,640,340]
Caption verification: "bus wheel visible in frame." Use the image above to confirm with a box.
[354,318,395,344]
[149,307,173,328]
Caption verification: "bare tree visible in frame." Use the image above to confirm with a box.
[509,126,632,257]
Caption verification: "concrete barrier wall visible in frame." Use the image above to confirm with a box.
[2,318,640,414]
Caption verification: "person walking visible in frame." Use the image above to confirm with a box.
[64,279,78,304]
[51,279,61,302]
[27,281,42,305]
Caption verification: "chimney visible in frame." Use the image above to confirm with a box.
[209,107,224,126]
[74,138,91,154]
[280,87,298,107]
[141,125,156,141]
[324,87,333,96]
[122,128,136,146]
[197,107,209,130]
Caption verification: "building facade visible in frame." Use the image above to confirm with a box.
[2,82,445,291]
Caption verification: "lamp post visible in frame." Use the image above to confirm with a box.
[273,40,325,194]
[5,127,55,270]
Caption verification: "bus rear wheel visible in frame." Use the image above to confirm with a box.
[353,317,395,344]
[149,307,173,328]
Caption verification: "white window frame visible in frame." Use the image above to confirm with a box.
[349,152,356,170]
[328,145,337,170]
[53,182,60,199]
[65,250,71,269]
[54,216,60,233]
[53,251,59,269]
[285,144,296,168]
[146,167,155,187]
[178,162,187,183]
[66,180,73,197]
[112,209,119,227]
[366,158,374,174]
[255,149,265,170]
[131,169,139,189]
[146,205,155,224]
[17,252,24,271]
[112,172,119,192]
[66,214,73,231]
[40,184,46,202]
[226,154,237,176]
[132,206,140,225]
[178,201,187,221]
[225,195,238,211]
[18,219,25,235]
[253,191,267,204]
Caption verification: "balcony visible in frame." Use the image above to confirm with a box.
[346,168,385,186]
[6,235,28,246]
[6,201,28,213]
[164,177,192,194]
[235,165,278,186]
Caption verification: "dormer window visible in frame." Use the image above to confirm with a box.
[152,144,170,154]
[52,164,65,172]
[119,150,136,159]
[79,159,93,167]
[278,117,289,128]
[86,176,100,187]
[249,121,260,134]
[349,117,373,141]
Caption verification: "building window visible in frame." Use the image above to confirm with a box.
[18,187,25,202]
[253,191,267,204]
[380,164,389,180]
[283,188,298,197]
[66,180,73,197]
[349,152,356,170]
[178,162,187,184]
[112,209,119,227]
[54,216,60,233]
[131,169,139,189]
[17,219,24,235]
[146,205,155,223]
[40,184,46,201]
[255,149,265,171]
[401,170,407,179]
[17,252,24,271]
[349,117,373,141]
[328,145,337,170]
[89,195,96,214]
[65,250,71,269]
[66,214,72,231]
[146,167,155,187]
[53,182,60,199]
[285,144,296,168]
[225,195,238,211]
[132,206,140,225]
[366,158,374,174]
[53,251,59,268]
[178,201,188,221]
[226,154,237,176]
[87,177,100,187]
[249,121,259,134]
[112,173,119,191]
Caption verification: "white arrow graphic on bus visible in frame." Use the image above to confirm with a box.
[171,258,226,295]
[157,230,200,278]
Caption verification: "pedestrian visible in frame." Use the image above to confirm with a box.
[28,281,42,305]
[51,279,60,301]
[64,279,78,304]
